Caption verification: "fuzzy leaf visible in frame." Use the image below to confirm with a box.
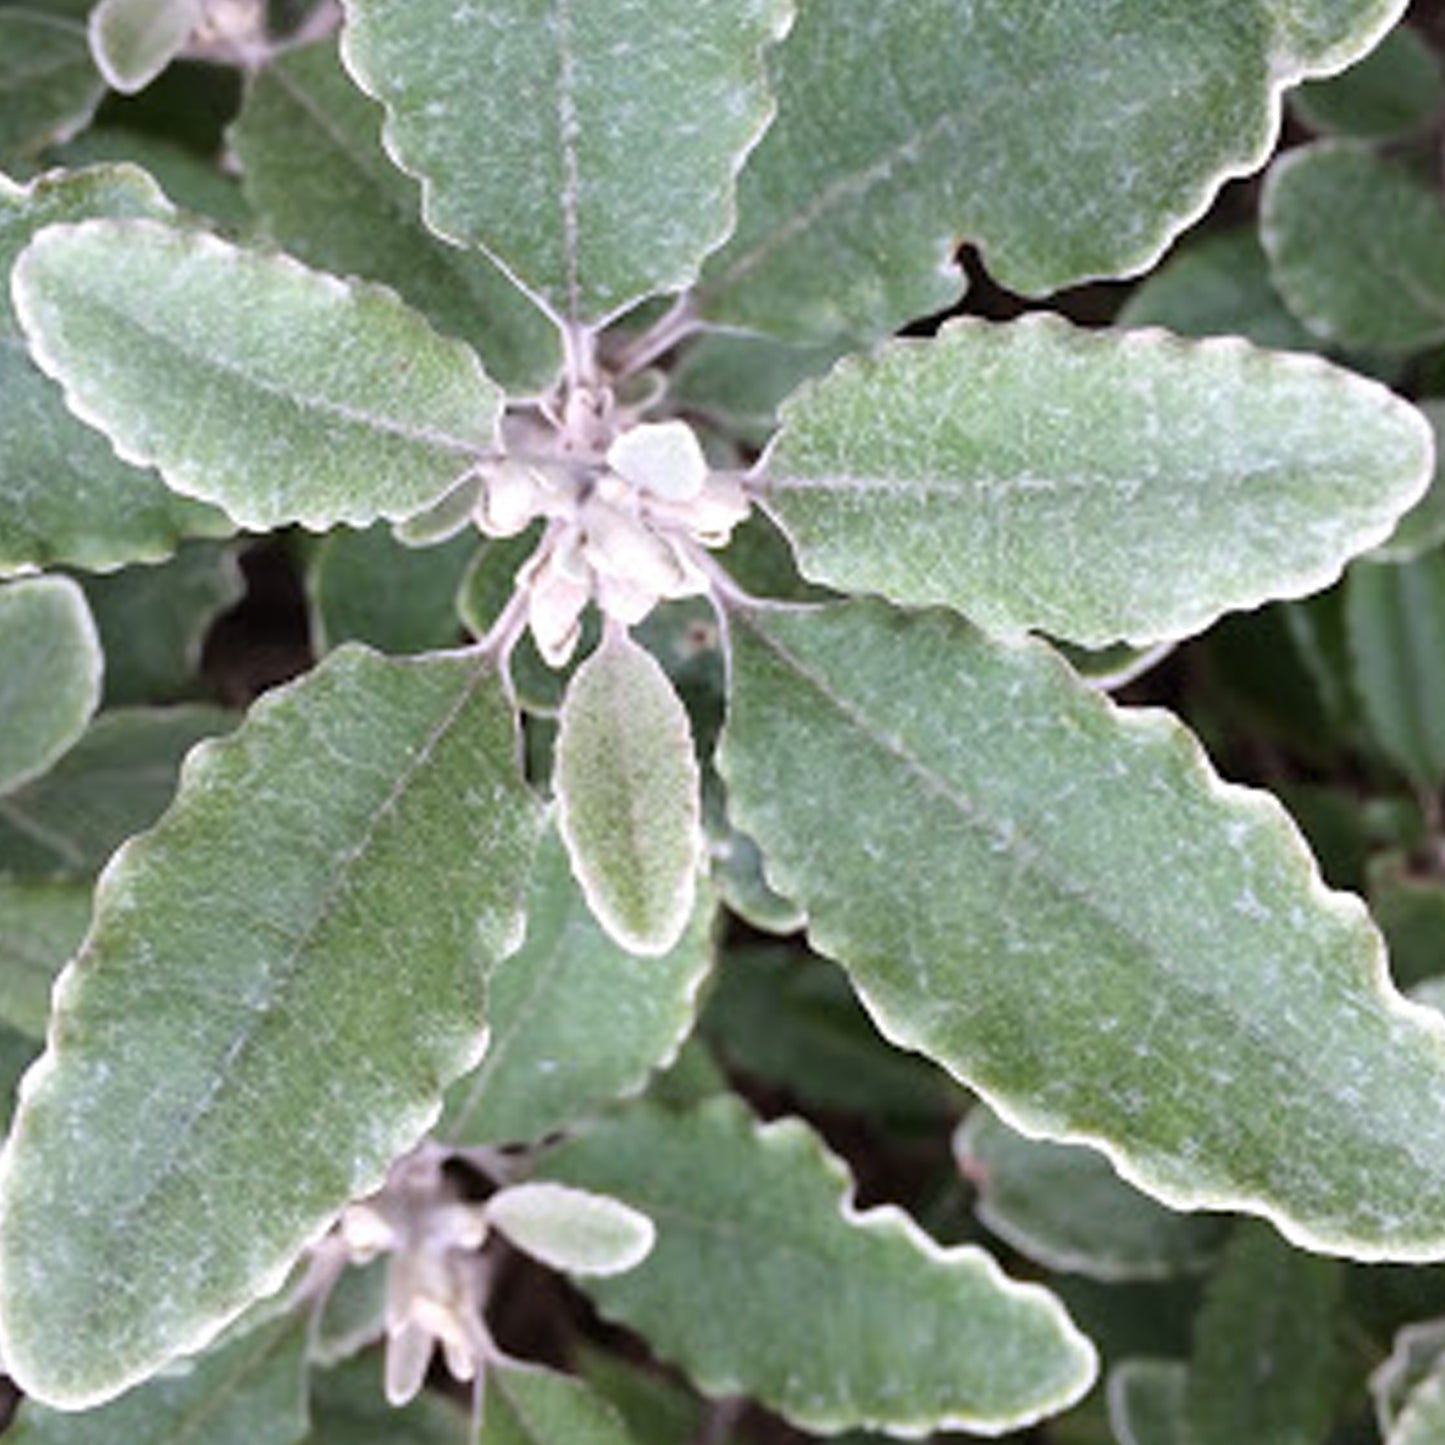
[0,645,542,1407]
[307,1354,470,1443]
[441,827,713,1147]
[88,0,201,93]
[339,0,792,326]
[485,1182,654,1276]
[0,705,233,879]
[79,541,243,706]
[482,1366,641,1445]
[1262,143,1445,352]
[542,1095,1097,1437]
[230,39,561,393]
[1107,1361,1189,1445]
[1185,1223,1343,1445]
[1291,24,1442,140]
[956,1106,1228,1282]
[1347,554,1445,786]
[0,577,101,795]
[306,524,473,657]
[0,167,231,573]
[697,0,1408,341]
[0,879,91,1037]
[0,10,103,162]
[718,600,1445,1259]
[13,219,502,531]
[6,1310,310,1445]
[761,316,1432,647]
[1392,1371,1445,1445]
[556,630,702,956]
[1376,403,1445,563]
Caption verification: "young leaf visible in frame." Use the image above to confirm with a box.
[956,1106,1228,1282]
[484,1182,654,1276]
[0,167,231,572]
[0,705,234,879]
[1261,143,1445,352]
[761,316,1431,647]
[230,39,562,394]
[0,577,101,796]
[541,1095,1097,1437]
[0,879,91,1037]
[696,0,1409,341]
[79,540,243,706]
[718,600,1445,1260]
[0,10,103,162]
[1184,1223,1344,1445]
[441,827,714,1148]
[13,219,503,531]
[483,1364,642,1445]
[339,0,792,326]
[1346,554,1445,786]
[88,0,202,94]
[1290,25,1443,141]
[555,630,703,956]
[0,645,542,1407]
[5,1309,310,1445]
[1107,1360,1189,1445]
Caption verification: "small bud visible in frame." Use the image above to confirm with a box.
[479,461,546,538]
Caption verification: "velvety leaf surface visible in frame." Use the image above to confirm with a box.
[762,317,1431,647]
[556,630,703,955]
[0,10,103,162]
[1347,554,1445,785]
[1115,228,1317,352]
[1107,1360,1189,1445]
[542,1095,1097,1436]
[79,540,243,706]
[1185,1223,1344,1445]
[310,1258,385,1367]
[956,1106,1228,1281]
[0,167,231,572]
[1376,403,1445,563]
[482,1365,641,1445]
[0,878,91,1036]
[441,828,713,1147]
[0,646,541,1407]
[0,576,101,795]
[13,219,503,531]
[88,0,201,93]
[6,1310,310,1445]
[718,600,1445,1258]
[696,0,1408,341]
[306,524,473,657]
[485,1183,654,1277]
[1262,143,1445,352]
[1291,24,1442,139]
[0,705,233,879]
[339,0,791,326]
[231,39,561,393]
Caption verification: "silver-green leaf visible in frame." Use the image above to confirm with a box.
[88,0,202,94]
[0,10,103,163]
[1107,1360,1189,1445]
[697,0,1409,341]
[1261,142,1445,352]
[0,878,91,1037]
[0,644,542,1407]
[230,39,562,394]
[556,630,703,956]
[718,599,1445,1259]
[761,316,1432,647]
[339,0,792,327]
[482,1365,642,1445]
[484,1182,654,1277]
[0,167,232,573]
[13,219,503,531]
[1290,23,1443,140]
[0,576,101,796]
[542,1094,1097,1437]
[5,1310,310,1445]
[441,827,713,1148]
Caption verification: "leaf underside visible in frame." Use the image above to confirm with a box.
[0,645,541,1407]
[718,600,1445,1260]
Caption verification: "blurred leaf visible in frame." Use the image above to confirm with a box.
[0,9,103,163]
[1291,25,1442,140]
[0,877,91,1036]
[1376,403,1445,564]
[1108,1359,1189,1445]
[306,1354,468,1444]
[481,1364,641,1445]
